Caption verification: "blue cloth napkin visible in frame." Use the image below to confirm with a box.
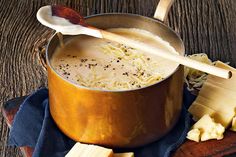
[8,87,196,157]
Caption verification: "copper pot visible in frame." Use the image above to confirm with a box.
[46,0,184,148]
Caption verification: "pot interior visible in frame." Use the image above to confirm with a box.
[46,13,185,91]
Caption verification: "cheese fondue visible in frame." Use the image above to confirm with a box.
[51,28,179,90]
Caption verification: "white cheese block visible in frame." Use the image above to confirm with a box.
[187,114,225,142]
[65,142,113,157]
[231,116,236,131]
[188,102,234,127]
[187,128,200,142]
[188,61,236,127]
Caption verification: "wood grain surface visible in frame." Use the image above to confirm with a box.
[0,0,236,156]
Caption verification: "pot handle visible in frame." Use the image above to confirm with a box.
[154,0,175,22]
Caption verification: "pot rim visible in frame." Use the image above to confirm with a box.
[46,13,185,93]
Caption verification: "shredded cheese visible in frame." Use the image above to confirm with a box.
[73,42,164,90]
[184,53,221,94]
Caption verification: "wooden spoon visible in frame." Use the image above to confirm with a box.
[37,5,232,79]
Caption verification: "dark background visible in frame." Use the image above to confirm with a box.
[0,0,236,156]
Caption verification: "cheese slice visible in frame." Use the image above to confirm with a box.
[187,114,225,142]
[188,61,236,127]
[113,152,134,157]
[65,142,113,157]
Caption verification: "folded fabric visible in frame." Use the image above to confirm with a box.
[8,87,196,157]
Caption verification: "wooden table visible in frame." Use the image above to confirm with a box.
[0,0,236,156]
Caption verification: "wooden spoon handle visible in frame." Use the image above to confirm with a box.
[100,30,232,79]
[154,0,175,22]
[46,5,231,79]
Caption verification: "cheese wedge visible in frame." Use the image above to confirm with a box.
[188,102,234,127]
[231,116,236,131]
[187,128,200,142]
[65,142,113,157]
[187,114,225,142]
[113,152,134,157]
[188,61,236,127]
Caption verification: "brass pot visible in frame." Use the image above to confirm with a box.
[46,0,184,148]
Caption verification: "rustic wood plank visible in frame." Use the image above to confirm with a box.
[0,0,235,156]
[167,0,236,65]
[173,131,236,157]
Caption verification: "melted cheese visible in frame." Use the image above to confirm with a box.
[51,28,179,90]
